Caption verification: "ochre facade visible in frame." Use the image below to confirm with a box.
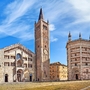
[50,62,67,81]
[66,33,90,80]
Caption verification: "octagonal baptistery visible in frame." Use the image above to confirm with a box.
[66,33,90,80]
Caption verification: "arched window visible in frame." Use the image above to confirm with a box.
[17,53,21,60]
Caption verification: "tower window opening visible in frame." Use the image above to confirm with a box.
[85,63,88,66]
[85,48,87,51]
[86,69,88,73]
[75,63,77,66]
[45,45,46,48]
[43,25,47,30]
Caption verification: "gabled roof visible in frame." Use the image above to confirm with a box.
[2,43,35,56]
[50,62,67,67]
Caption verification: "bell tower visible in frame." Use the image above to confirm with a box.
[35,8,50,81]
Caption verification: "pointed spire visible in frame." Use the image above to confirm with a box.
[79,33,81,39]
[68,32,71,41]
[68,32,71,37]
[38,8,43,21]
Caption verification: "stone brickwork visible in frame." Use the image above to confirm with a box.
[0,44,35,83]
[35,8,50,81]
[0,8,50,83]
[66,33,90,80]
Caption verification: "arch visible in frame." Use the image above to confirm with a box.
[17,69,23,73]
[72,68,80,80]
[16,53,22,60]
[17,69,23,82]
[17,60,23,67]
[5,74,8,82]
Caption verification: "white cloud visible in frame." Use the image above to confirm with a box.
[0,0,37,41]
[4,0,36,24]
[50,36,58,42]
[0,0,90,42]
[19,32,34,42]
[49,24,55,31]
[67,0,90,24]
[40,0,90,40]
[43,0,70,22]
[0,23,34,41]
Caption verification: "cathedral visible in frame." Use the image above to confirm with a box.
[0,8,50,83]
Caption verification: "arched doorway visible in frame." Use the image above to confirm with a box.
[30,74,32,81]
[17,69,23,82]
[5,74,8,82]
[72,68,80,80]
[76,74,78,80]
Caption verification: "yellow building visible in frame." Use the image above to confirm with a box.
[50,62,67,81]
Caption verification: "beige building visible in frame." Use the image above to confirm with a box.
[66,33,90,80]
[0,8,50,83]
[0,44,35,83]
[50,62,67,81]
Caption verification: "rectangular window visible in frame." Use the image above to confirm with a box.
[28,58,32,61]
[28,64,32,68]
[23,57,27,61]
[4,55,9,59]
[4,62,9,66]
[11,62,15,66]
[11,56,15,59]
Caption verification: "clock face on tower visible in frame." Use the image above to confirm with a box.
[44,49,48,55]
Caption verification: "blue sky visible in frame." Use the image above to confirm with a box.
[0,0,90,65]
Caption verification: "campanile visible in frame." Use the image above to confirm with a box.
[35,8,50,81]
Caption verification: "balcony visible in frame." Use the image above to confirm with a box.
[3,59,15,62]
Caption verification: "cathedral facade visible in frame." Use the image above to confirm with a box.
[66,33,90,80]
[0,8,50,83]
[0,44,35,83]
